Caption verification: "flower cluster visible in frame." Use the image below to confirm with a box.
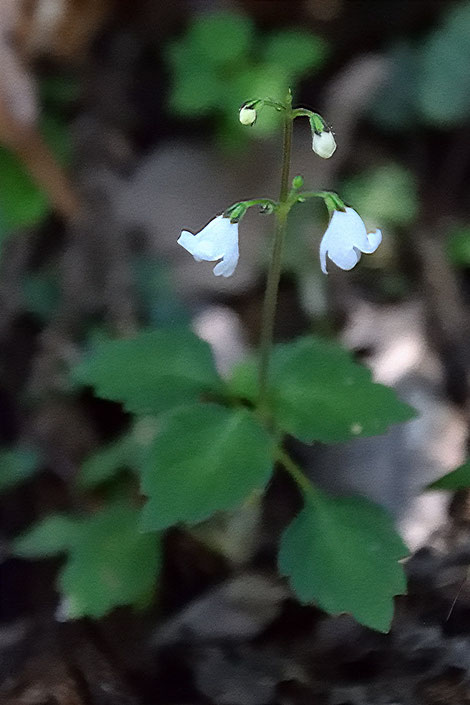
[177,98,382,278]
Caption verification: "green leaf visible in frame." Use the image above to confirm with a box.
[13,515,81,557]
[262,30,327,76]
[0,447,40,492]
[140,403,274,531]
[428,459,470,491]
[58,504,161,619]
[342,164,418,228]
[168,64,225,116]
[230,336,416,443]
[186,12,254,65]
[78,433,138,489]
[279,493,408,631]
[72,329,220,416]
[13,505,161,619]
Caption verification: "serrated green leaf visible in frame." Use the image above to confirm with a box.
[229,336,416,443]
[58,504,161,619]
[0,447,40,492]
[428,460,470,491]
[140,403,274,531]
[72,329,221,416]
[13,514,81,557]
[262,30,327,76]
[279,493,408,632]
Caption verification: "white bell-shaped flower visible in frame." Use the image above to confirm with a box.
[319,207,382,274]
[178,215,239,277]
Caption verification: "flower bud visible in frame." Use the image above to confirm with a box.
[239,105,257,126]
[312,129,337,159]
[292,175,304,190]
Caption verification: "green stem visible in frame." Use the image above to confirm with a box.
[299,190,345,211]
[276,448,316,498]
[258,97,293,414]
[241,198,277,209]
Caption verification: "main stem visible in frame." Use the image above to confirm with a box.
[258,101,293,414]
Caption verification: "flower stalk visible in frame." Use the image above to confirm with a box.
[257,92,293,415]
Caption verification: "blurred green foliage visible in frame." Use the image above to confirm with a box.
[0,114,70,253]
[371,1,470,129]
[0,70,75,255]
[22,268,61,321]
[77,432,138,490]
[166,11,327,149]
[428,458,470,491]
[133,258,190,328]
[14,503,161,619]
[14,514,81,557]
[342,164,418,228]
[0,447,40,492]
[446,226,470,268]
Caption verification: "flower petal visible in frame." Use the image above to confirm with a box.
[360,228,382,254]
[177,231,201,259]
[329,245,361,271]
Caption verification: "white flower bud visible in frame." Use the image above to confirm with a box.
[312,129,337,159]
[239,106,257,126]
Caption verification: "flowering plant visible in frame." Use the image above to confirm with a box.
[14,91,416,631]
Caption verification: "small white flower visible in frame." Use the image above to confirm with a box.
[319,207,382,274]
[239,105,257,126]
[178,215,239,277]
[312,129,337,159]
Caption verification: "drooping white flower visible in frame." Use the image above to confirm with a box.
[177,215,239,277]
[312,129,336,159]
[319,207,382,274]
